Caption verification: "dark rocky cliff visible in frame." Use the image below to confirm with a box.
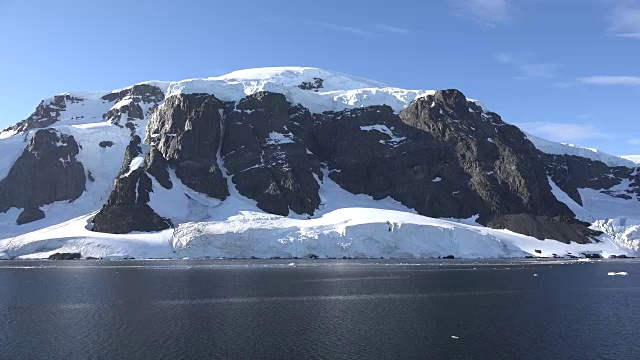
[146,93,228,200]
[90,88,608,243]
[92,136,172,234]
[0,129,86,224]
[544,154,639,205]
[222,92,321,216]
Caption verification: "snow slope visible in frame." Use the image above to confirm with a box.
[2,169,633,260]
[1,66,639,259]
[548,177,640,254]
[0,93,148,240]
[525,133,636,168]
[621,155,640,164]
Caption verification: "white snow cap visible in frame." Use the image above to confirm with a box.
[621,155,640,164]
[163,66,436,114]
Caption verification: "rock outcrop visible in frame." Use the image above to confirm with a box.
[222,92,321,215]
[397,90,599,243]
[545,154,638,205]
[147,93,228,200]
[48,252,81,260]
[308,105,481,219]
[101,84,165,135]
[16,207,45,225]
[101,84,165,104]
[2,95,84,133]
[91,136,172,234]
[0,129,86,224]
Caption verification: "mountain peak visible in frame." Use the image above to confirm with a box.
[212,66,388,88]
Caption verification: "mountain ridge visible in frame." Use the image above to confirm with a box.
[1,67,639,259]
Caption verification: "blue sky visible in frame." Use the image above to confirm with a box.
[1,0,639,154]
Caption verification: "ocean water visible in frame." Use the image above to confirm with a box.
[1,259,639,359]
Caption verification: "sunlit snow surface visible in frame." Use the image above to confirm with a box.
[621,155,640,164]
[526,133,635,168]
[1,67,640,259]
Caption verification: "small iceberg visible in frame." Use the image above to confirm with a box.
[607,272,628,276]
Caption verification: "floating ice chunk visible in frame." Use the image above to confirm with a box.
[432,177,442,183]
[451,336,459,339]
[533,274,538,277]
[607,272,628,276]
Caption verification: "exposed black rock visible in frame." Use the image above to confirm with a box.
[482,214,601,244]
[2,95,84,134]
[375,89,602,242]
[298,78,324,91]
[400,90,571,219]
[299,89,588,242]
[48,253,81,260]
[101,84,164,137]
[103,101,145,124]
[16,207,45,225]
[101,84,165,104]
[309,105,481,218]
[147,93,228,199]
[222,92,321,215]
[92,136,172,234]
[544,154,637,205]
[99,141,114,148]
[145,148,172,189]
[0,129,86,224]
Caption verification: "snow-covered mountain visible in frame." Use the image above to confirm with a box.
[1,67,639,259]
[621,155,640,164]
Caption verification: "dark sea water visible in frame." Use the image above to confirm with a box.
[1,259,639,360]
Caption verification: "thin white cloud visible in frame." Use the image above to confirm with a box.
[552,81,577,88]
[579,76,640,85]
[495,53,560,80]
[516,122,604,142]
[375,24,411,34]
[293,20,413,38]
[454,0,513,26]
[617,32,640,38]
[607,0,640,38]
[306,20,375,37]
[628,139,640,145]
